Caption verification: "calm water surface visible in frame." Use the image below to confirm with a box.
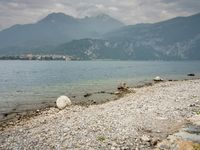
[0,60,200,115]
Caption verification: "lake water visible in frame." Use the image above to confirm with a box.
[0,60,200,118]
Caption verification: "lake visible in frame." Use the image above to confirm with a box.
[0,60,200,118]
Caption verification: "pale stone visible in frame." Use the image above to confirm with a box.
[56,96,71,109]
[153,76,163,81]
[140,135,150,142]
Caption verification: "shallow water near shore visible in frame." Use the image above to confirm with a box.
[0,60,200,120]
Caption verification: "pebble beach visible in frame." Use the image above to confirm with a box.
[0,79,200,150]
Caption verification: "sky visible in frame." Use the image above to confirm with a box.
[0,0,200,30]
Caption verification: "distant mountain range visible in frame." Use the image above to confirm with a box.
[0,12,200,60]
[0,13,123,55]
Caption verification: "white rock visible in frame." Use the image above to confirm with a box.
[56,96,71,109]
[153,76,163,81]
[141,135,150,142]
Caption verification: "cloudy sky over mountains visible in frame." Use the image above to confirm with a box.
[0,0,200,30]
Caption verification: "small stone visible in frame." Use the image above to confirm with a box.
[150,138,159,146]
[189,104,196,107]
[56,96,72,109]
[153,76,164,82]
[111,142,118,147]
[84,93,92,97]
[156,130,161,133]
[121,146,130,150]
[139,145,146,149]
[19,129,23,132]
[159,144,170,150]
[8,122,14,125]
[111,146,116,150]
[114,91,120,95]
[187,73,195,76]
[140,135,150,142]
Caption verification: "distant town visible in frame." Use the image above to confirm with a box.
[0,54,77,61]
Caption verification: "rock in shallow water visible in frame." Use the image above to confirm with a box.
[153,76,163,82]
[187,73,195,77]
[56,96,71,109]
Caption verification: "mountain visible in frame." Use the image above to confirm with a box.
[80,14,125,34]
[55,12,200,60]
[1,12,200,60]
[55,38,163,60]
[0,12,124,55]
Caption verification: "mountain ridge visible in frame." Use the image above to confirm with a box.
[0,12,200,60]
[0,12,124,55]
[55,12,200,60]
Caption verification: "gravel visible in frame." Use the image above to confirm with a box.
[0,79,200,150]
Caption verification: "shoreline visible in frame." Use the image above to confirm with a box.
[0,79,143,128]
[0,77,199,130]
[1,78,200,149]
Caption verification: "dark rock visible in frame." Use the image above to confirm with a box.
[16,90,23,93]
[4,113,8,117]
[150,138,160,146]
[90,100,97,104]
[189,104,196,107]
[84,93,92,97]
[117,83,129,92]
[12,108,17,111]
[187,73,195,76]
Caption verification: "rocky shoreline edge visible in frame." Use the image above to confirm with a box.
[0,80,142,129]
[1,78,200,149]
[0,77,198,128]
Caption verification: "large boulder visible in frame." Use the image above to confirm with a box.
[56,96,71,109]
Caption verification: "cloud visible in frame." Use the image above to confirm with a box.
[0,0,199,30]
[95,4,105,9]
[108,7,119,11]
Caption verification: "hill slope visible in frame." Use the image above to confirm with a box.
[55,13,200,60]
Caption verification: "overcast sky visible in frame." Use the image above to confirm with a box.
[0,0,200,30]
